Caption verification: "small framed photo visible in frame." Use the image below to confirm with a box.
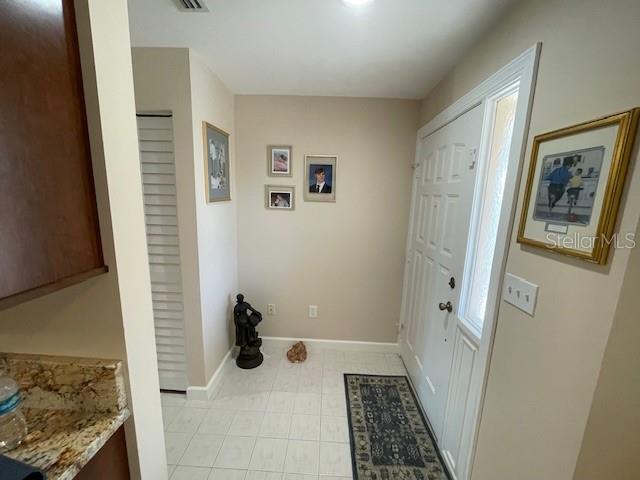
[203,121,231,202]
[268,146,292,177]
[304,155,337,203]
[517,108,639,264]
[265,185,295,210]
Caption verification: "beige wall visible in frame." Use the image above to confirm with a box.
[573,218,640,480]
[0,2,166,479]
[235,95,419,342]
[188,51,239,381]
[132,47,207,386]
[132,48,238,387]
[418,0,640,479]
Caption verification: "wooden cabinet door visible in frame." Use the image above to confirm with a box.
[75,426,131,480]
[0,0,106,308]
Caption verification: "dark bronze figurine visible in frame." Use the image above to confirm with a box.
[234,294,263,369]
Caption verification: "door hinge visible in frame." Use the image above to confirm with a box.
[469,147,477,170]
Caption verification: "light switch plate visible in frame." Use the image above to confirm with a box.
[503,273,538,316]
[308,305,318,318]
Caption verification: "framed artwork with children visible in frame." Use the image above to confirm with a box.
[517,108,639,264]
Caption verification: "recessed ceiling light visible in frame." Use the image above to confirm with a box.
[341,0,374,7]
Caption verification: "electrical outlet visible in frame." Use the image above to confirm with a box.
[308,305,318,318]
[503,273,538,316]
[267,304,276,316]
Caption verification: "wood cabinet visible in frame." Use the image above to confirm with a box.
[75,426,131,480]
[0,0,106,309]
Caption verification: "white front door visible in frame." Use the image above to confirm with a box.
[401,105,483,441]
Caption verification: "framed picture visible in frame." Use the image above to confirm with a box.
[268,145,292,177]
[265,185,295,210]
[304,154,337,202]
[517,108,639,264]
[203,121,231,202]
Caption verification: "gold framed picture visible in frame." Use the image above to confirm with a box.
[304,154,337,203]
[517,108,639,264]
[268,145,292,177]
[203,121,231,202]
[265,185,295,210]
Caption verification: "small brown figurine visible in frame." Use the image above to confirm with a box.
[287,341,307,363]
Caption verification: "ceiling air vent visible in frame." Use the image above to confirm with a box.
[174,0,209,12]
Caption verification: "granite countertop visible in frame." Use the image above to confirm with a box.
[0,353,130,480]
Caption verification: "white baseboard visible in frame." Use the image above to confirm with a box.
[186,348,233,401]
[185,337,399,400]
[262,336,399,354]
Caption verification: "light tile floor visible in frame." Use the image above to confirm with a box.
[162,344,407,479]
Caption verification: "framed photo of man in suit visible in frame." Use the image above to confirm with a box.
[304,154,337,202]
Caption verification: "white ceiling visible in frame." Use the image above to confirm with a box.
[128,0,515,99]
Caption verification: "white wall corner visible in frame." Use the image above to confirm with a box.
[83,1,167,479]
[186,347,234,401]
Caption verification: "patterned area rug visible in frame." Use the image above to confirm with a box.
[344,374,450,480]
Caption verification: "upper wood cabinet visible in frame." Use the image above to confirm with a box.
[0,0,106,309]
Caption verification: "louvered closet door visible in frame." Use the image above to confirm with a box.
[137,114,188,392]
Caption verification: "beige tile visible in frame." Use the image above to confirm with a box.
[293,393,321,415]
[321,394,347,417]
[162,406,182,430]
[170,466,211,480]
[246,471,283,480]
[289,415,320,441]
[297,375,322,394]
[320,416,349,443]
[267,391,296,413]
[259,412,292,439]
[319,442,352,476]
[284,440,319,475]
[162,392,187,407]
[229,411,265,436]
[199,409,236,435]
[167,408,208,434]
[214,435,256,470]
[179,433,225,467]
[165,432,193,464]
[249,437,288,472]
[273,371,300,392]
[208,468,247,480]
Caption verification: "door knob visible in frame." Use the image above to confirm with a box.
[438,301,453,313]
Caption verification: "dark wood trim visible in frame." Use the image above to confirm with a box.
[0,266,109,311]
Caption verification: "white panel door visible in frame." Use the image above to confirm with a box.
[137,114,188,392]
[441,329,478,475]
[401,105,483,442]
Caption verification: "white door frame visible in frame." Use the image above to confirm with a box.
[399,43,541,480]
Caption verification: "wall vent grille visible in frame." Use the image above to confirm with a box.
[174,0,209,12]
